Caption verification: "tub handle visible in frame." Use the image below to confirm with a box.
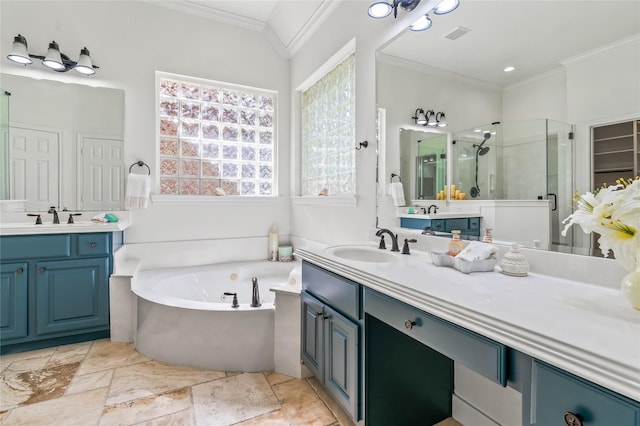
[223,292,239,308]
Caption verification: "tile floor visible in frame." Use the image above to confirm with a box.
[0,339,355,426]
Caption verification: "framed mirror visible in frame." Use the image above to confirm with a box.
[375,0,640,254]
[1,73,125,211]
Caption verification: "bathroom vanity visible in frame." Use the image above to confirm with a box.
[297,245,640,425]
[0,223,126,354]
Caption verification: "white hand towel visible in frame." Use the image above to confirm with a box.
[389,182,406,207]
[125,174,150,209]
[456,241,498,262]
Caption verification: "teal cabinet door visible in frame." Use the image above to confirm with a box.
[301,292,325,381]
[531,360,640,425]
[0,263,28,341]
[324,305,358,419]
[35,257,109,336]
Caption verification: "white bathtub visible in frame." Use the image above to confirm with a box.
[132,260,296,372]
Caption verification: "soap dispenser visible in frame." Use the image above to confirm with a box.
[447,230,464,257]
[500,243,529,277]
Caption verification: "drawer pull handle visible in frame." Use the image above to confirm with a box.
[315,312,330,320]
[404,320,417,330]
[90,242,97,248]
[563,412,584,426]
[15,268,23,275]
[38,267,46,273]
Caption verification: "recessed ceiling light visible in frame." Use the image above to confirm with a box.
[504,66,516,72]
[474,129,481,132]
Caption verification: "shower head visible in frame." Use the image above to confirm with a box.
[473,132,492,150]
[478,146,490,156]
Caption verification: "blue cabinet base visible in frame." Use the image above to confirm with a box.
[0,330,109,355]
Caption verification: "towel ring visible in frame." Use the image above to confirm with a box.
[391,173,401,183]
[129,161,151,175]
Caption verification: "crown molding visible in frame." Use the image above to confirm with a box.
[560,33,640,66]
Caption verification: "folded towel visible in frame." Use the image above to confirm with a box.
[91,214,107,223]
[456,241,498,262]
[125,174,150,209]
[389,182,406,207]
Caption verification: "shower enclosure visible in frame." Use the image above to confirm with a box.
[451,119,574,249]
[0,90,9,200]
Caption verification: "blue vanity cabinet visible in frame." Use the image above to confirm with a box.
[0,232,119,354]
[400,216,481,239]
[0,263,29,341]
[531,360,640,425]
[301,261,361,422]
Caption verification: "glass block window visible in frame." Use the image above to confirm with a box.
[158,73,276,196]
[301,54,355,196]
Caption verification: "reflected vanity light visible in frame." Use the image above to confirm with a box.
[433,0,460,15]
[413,108,447,127]
[368,0,458,20]
[6,34,99,75]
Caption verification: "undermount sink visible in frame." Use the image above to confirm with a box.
[325,245,398,263]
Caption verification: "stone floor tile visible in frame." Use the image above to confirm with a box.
[265,371,295,387]
[66,369,114,395]
[1,387,107,426]
[306,377,354,426]
[273,378,336,426]
[46,341,92,367]
[100,387,192,425]
[192,372,280,426]
[0,362,79,410]
[107,360,226,406]
[1,348,55,373]
[434,417,463,426]
[131,407,195,425]
[76,339,150,375]
[236,408,290,425]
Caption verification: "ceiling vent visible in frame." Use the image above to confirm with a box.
[443,26,471,40]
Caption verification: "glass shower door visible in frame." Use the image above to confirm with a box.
[0,90,9,200]
[547,119,575,250]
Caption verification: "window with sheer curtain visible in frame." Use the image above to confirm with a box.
[157,73,277,196]
[301,54,355,196]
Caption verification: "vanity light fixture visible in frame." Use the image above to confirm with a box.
[368,0,421,19]
[6,34,99,75]
[412,108,447,127]
[433,0,460,15]
[410,14,432,31]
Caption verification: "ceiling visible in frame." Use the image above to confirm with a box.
[147,1,640,86]
[379,1,640,88]
[146,0,340,55]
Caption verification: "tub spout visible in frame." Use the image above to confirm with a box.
[251,277,261,307]
[223,292,239,308]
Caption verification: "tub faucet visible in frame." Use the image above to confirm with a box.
[223,292,239,308]
[251,277,261,307]
[376,228,400,252]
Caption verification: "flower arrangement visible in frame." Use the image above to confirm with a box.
[562,177,640,272]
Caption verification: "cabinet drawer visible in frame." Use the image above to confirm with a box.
[365,288,507,385]
[444,218,468,231]
[302,261,360,320]
[531,360,640,425]
[77,233,110,256]
[432,220,445,231]
[0,234,71,260]
[468,217,480,229]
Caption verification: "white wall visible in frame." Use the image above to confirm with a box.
[0,0,291,244]
[502,68,567,123]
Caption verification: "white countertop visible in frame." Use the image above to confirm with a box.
[295,244,640,402]
[0,221,130,235]
[398,212,481,219]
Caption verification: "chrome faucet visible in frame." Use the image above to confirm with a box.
[422,226,436,235]
[427,204,439,214]
[376,228,400,252]
[48,206,60,224]
[250,277,261,307]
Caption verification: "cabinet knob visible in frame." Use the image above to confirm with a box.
[90,242,97,248]
[38,267,46,273]
[563,412,584,426]
[404,320,417,330]
[15,268,23,275]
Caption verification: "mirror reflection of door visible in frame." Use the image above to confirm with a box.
[10,126,60,211]
[78,136,124,210]
[399,129,447,202]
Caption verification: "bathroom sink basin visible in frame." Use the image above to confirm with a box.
[325,245,398,263]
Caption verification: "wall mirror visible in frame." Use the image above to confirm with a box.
[375,0,640,255]
[1,73,124,212]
